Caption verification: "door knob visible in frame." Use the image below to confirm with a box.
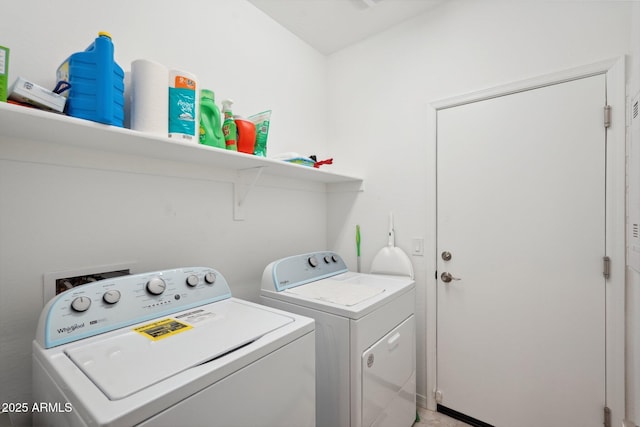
[441,251,452,261]
[441,272,461,283]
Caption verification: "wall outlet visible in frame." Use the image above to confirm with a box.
[43,262,136,305]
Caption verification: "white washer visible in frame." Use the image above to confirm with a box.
[33,267,315,427]
[260,251,415,427]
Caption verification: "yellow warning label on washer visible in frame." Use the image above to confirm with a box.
[134,318,192,341]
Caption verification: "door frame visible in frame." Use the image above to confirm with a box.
[424,57,626,426]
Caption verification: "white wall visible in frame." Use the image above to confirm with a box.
[0,1,331,426]
[326,0,633,423]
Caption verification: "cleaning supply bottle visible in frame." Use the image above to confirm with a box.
[234,115,256,154]
[168,70,198,141]
[57,31,125,126]
[199,89,225,149]
[221,99,237,151]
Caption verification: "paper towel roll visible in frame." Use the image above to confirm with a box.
[168,69,199,142]
[130,59,168,136]
[123,70,132,129]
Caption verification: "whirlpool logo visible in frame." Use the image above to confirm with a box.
[57,323,85,334]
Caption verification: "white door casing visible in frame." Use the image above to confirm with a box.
[424,57,626,427]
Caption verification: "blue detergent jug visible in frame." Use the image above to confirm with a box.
[57,32,125,127]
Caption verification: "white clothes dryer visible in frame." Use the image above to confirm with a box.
[33,267,315,427]
[260,251,415,427]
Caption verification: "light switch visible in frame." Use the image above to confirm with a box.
[412,238,424,256]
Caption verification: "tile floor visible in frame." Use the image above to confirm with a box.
[414,406,472,427]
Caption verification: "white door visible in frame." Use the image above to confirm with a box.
[436,75,607,427]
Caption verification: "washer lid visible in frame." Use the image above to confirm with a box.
[64,299,293,400]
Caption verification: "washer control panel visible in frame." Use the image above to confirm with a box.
[38,267,230,348]
[270,251,348,291]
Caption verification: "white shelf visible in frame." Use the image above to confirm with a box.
[0,101,363,185]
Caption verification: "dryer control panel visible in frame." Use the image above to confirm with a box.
[264,251,349,292]
[36,267,231,348]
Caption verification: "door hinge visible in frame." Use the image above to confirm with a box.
[603,256,611,279]
[604,105,611,128]
[604,406,611,427]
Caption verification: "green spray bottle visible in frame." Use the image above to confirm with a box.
[221,99,237,151]
[199,89,225,148]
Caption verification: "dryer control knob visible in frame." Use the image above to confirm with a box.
[102,290,121,304]
[204,272,216,284]
[323,256,331,264]
[186,275,199,287]
[308,256,319,268]
[146,277,167,295]
[331,255,338,263]
[71,296,91,312]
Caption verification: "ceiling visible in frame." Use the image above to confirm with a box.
[247,0,444,55]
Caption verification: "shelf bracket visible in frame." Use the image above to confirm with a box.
[233,166,265,221]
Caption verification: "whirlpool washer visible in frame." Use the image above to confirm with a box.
[33,267,315,427]
[261,251,415,427]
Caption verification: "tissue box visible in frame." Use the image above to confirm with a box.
[0,46,8,102]
[9,77,66,113]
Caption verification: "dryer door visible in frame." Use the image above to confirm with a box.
[362,315,415,427]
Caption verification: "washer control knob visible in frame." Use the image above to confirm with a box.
[71,296,91,312]
[324,256,331,264]
[331,255,338,263]
[102,290,121,304]
[186,274,199,287]
[308,256,319,268]
[204,272,216,284]
[146,277,167,295]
